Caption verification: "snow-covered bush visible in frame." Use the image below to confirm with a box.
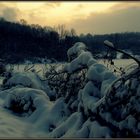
[92,68,140,137]
[45,63,87,106]
[3,72,48,91]
[67,42,87,61]
[44,41,140,138]
[0,62,6,75]
[1,87,49,116]
[45,42,117,120]
[0,41,140,138]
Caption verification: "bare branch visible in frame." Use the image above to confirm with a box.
[104,40,140,67]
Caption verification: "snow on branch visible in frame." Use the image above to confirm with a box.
[104,40,140,67]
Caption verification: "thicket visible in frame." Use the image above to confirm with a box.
[0,18,140,64]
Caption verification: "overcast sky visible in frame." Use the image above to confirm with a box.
[0,2,140,35]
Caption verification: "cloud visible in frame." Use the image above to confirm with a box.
[43,2,61,8]
[1,8,18,21]
[23,2,62,25]
[0,4,20,21]
[0,2,140,35]
[74,4,85,11]
[108,2,140,11]
[0,2,61,23]
[67,3,140,34]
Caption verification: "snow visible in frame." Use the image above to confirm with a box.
[0,42,139,138]
[0,106,31,137]
[87,63,116,96]
[4,72,44,89]
[49,112,83,138]
[66,51,94,73]
[87,58,97,67]
[104,40,114,48]
[117,52,123,59]
[87,63,107,82]
[2,87,50,116]
[130,78,138,89]
[127,115,136,130]
[0,86,54,137]
[3,72,53,98]
[89,121,111,138]
[67,42,87,59]
[87,63,116,84]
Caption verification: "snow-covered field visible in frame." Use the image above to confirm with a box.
[0,99,32,137]
[0,42,139,138]
[5,59,136,75]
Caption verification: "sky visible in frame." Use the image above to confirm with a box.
[0,2,140,35]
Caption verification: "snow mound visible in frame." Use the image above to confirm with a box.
[28,97,70,137]
[87,63,116,96]
[2,87,49,115]
[89,121,111,138]
[67,42,87,61]
[3,72,49,92]
[64,51,97,74]
[66,52,96,73]
[49,112,83,138]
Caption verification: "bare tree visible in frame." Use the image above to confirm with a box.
[54,24,74,39]
[20,19,27,25]
[70,28,77,37]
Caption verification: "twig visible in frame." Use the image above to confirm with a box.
[104,40,140,67]
[25,64,35,72]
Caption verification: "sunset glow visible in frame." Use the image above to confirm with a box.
[8,2,118,24]
[0,2,140,34]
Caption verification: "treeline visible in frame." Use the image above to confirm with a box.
[0,18,140,63]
